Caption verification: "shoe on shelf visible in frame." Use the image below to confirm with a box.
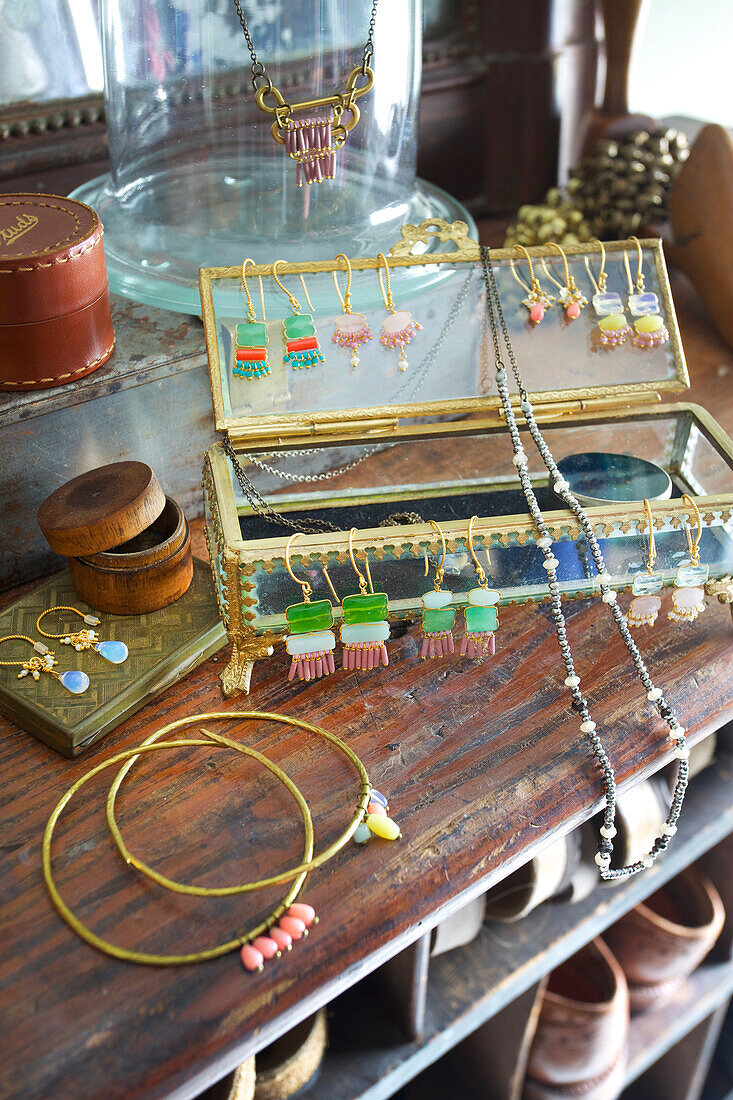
[603,865,725,1013]
[484,831,582,923]
[523,938,628,1100]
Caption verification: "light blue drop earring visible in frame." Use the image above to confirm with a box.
[0,634,90,695]
[36,606,129,665]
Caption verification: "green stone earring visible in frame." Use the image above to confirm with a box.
[283,533,336,682]
[420,520,456,659]
[340,528,390,671]
[461,516,500,658]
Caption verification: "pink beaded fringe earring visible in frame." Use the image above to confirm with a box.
[377,251,421,372]
[332,253,372,370]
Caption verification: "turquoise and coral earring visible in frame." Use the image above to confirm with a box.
[233,258,271,380]
[461,516,500,657]
[274,261,325,371]
[420,521,456,659]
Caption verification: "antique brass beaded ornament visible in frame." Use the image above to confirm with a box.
[230,0,379,186]
[627,500,665,627]
[668,495,708,623]
[36,606,128,664]
[43,712,401,969]
[0,633,89,694]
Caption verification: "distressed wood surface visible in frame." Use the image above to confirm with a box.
[0,586,732,1100]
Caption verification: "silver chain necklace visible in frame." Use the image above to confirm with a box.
[480,245,689,880]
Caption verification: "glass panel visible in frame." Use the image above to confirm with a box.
[220,407,733,631]
[207,243,686,426]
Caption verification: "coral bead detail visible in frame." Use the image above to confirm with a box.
[288,903,316,927]
[252,936,280,959]
[566,301,581,320]
[367,801,387,817]
[279,916,306,940]
[530,302,545,324]
[240,944,264,971]
[270,927,292,952]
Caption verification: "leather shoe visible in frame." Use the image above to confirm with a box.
[603,865,724,1012]
[524,938,628,1100]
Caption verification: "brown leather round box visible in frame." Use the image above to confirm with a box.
[37,462,193,614]
[0,193,115,391]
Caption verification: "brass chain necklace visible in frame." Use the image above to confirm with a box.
[231,0,379,186]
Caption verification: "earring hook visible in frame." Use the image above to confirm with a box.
[548,241,578,293]
[285,532,312,601]
[642,499,657,574]
[467,516,489,588]
[514,244,538,291]
[348,527,369,594]
[376,252,395,313]
[680,494,702,564]
[273,260,302,315]
[241,258,257,322]
[428,519,446,590]
[594,240,607,292]
[629,235,645,291]
[333,253,353,313]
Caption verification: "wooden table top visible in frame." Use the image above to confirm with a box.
[1,256,732,1100]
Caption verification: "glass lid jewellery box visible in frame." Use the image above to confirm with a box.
[199,220,733,696]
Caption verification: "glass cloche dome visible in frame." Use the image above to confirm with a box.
[72,0,474,314]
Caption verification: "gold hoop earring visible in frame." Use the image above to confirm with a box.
[420,520,456,659]
[461,516,501,658]
[332,253,372,370]
[283,532,336,681]
[233,258,271,380]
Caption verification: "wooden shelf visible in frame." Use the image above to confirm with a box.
[303,755,733,1100]
[624,963,733,1089]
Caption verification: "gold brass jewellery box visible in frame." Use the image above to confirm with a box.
[199,220,733,695]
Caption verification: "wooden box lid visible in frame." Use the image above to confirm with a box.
[37,462,166,557]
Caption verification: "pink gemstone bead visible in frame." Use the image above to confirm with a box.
[240,944,264,971]
[566,301,581,320]
[530,302,545,324]
[270,927,292,952]
[253,936,280,959]
[288,903,316,927]
[367,801,387,817]
[279,916,306,940]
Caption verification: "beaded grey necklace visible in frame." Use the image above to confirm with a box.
[480,245,689,880]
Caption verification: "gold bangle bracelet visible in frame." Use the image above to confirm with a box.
[104,711,372,897]
[43,736,313,966]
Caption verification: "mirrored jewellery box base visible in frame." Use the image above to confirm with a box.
[198,220,733,696]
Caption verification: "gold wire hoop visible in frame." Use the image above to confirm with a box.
[43,733,312,966]
[105,713,371,897]
[680,494,702,564]
[272,260,302,314]
[241,257,258,321]
[285,533,313,601]
[514,244,540,293]
[333,253,353,313]
[548,241,579,295]
[643,498,657,573]
[467,516,488,587]
[376,252,395,313]
[36,606,90,638]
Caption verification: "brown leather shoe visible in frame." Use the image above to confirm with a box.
[603,866,725,1013]
[524,938,628,1100]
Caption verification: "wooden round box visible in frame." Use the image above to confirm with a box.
[37,462,193,614]
[0,193,115,391]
